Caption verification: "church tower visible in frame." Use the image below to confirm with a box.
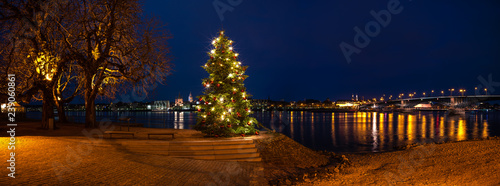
[188,92,193,103]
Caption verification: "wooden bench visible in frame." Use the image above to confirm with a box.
[146,132,176,139]
[118,117,132,131]
[104,131,135,138]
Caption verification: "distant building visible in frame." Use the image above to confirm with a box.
[414,103,432,109]
[153,100,170,111]
[175,92,183,107]
[188,92,193,103]
[252,99,270,107]
[335,100,360,108]
[1,102,26,113]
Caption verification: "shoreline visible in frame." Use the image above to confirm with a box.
[1,121,499,185]
[301,137,500,185]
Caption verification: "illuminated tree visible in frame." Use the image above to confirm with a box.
[61,0,172,128]
[0,0,78,128]
[1,0,168,128]
[194,31,259,137]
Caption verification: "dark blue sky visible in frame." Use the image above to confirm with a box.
[140,0,500,102]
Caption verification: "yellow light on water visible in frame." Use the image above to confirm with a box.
[458,118,466,141]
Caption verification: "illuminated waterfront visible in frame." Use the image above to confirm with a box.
[26,110,500,153]
[255,111,499,153]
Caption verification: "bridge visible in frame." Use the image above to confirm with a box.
[360,95,500,109]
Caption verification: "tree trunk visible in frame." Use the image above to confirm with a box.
[85,100,96,128]
[84,88,97,128]
[56,102,68,123]
[41,89,55,129]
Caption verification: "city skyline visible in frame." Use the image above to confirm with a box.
[20,1,500,104]
[140,1,500,101]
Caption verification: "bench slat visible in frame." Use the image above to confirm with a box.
[147,132,176,139]
[105,131,135,139]
[104,131,134,134]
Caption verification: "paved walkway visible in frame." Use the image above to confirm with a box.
[0,136,267,185]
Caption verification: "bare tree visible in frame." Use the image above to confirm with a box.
[61,0,172,127]
[0,0,76,128]
[1,0,171,128]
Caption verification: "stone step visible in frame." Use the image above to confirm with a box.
[169,140,253,146]
[132,151,170,155]
[169,143,255,151]
[215,152,260,160]
[119,141,170,146]
[168,148,257,156]
[172,152,260,160]
[225,157,262,162]
[125,145,170,149]
[118,139,261,162]
[125,147,170,151]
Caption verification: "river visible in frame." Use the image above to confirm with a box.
[26,110,500,153]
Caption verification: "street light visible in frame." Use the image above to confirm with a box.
[431,90,434,96]
[475,87,478,95]
[459,89,465,96]
[423,92,426,97]
[485,88,488,95]
[449,89,455,96]
[441,90,444,96]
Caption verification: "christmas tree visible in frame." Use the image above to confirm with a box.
[194,31,259,137]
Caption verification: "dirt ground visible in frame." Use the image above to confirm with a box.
[301,138,500,185]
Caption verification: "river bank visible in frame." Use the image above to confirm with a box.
[300,137,500,185]
[1,121,498,185]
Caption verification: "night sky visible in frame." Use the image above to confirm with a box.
[139,0,500,103]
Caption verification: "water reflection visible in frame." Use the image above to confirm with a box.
[174,111,184,129]
[25,110,499,153]
[253,111,498,153]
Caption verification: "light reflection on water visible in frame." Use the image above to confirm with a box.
[26,110,500,153]
[253,111,499,153]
